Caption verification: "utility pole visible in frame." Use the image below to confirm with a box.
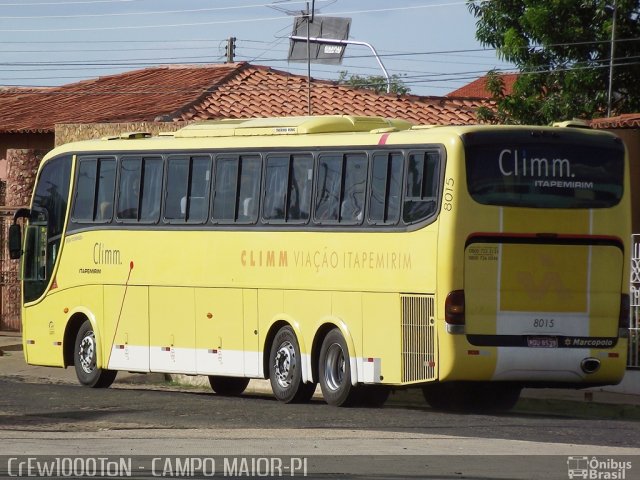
[607,1,617,117]
[305,1,315,115]
[225,37,236,63]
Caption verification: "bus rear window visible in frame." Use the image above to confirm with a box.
[464,132,624,209]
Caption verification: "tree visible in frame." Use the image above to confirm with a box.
[468,0,640,124]
[337,71,411,95]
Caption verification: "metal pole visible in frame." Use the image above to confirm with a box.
[607,0,617,117]
[306,2,312,115]
[289,36,392,94]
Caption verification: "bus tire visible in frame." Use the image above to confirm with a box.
[319,328,358,407]
[208,376,250,396]
[474,383,522,412]
[74,320,117,388]
[269,326,315,403]
[357,385,390,407]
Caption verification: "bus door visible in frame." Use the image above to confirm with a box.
[20,156,72,367]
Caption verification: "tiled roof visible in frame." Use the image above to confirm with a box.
[447,73,518,99]
[0,63,493,133]
[0,64,240,133]
[174,64,493,125]
[590,113,640,129]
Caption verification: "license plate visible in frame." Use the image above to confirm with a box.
[527,336,558,348]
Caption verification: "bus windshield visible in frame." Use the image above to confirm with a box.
[463,131,624,209]
[23,155,71,302]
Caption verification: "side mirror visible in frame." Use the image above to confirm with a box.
[8,223,22,259]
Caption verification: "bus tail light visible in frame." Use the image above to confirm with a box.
[445,290,465,334]
[619,293,630,337]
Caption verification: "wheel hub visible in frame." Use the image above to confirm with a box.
[274,341,296,388]
[324,343,345,391]
[79,332,96,374]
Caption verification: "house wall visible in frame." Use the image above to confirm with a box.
[605,129,640,233]
[0,132,55,182]
[55,122,186,146]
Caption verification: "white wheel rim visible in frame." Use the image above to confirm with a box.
[79,331,96,374]
[274,340,296,388]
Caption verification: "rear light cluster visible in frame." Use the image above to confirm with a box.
[445,290,465,326]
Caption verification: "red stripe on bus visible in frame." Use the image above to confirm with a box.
[378,133,390,145]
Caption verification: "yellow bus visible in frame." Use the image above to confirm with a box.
[9,116,630,410]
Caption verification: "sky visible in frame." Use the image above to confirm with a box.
[0,0,514,97]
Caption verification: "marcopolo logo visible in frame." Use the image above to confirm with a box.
[567,456,632,479]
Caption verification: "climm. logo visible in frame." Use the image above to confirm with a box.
[498,148,573,178]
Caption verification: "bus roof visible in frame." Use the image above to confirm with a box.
[172,115,414,137]
[43,115,621,161]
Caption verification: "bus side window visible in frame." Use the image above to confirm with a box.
[315,155,341,221]
[165,157,189,221]
[139,158,163,222]
[72,157,115,223]
[237,156,261,223]
[117,158,141,220]
[117,157,162,222]
[403,151,439,224]
[341,154,367,223]
[73,159,97,222]
[370,152,402,225]
[315,153,366,224]
[212,155,261,224]
[263,154,312,223]
[95,159,115,221]
[289,155,312,221]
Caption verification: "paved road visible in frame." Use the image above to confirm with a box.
[0,376,638,479]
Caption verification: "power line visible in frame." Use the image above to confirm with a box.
[0,1,331,19]
[1,58,637,91]
[0,1,491,32]
[0,0,143,6]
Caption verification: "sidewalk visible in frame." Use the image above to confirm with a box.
[2,331,639,416]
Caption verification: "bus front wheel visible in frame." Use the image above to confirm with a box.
[269,326,316,403]
[208,376,250,396]
[319,328,358,406]
[74,320,117,388]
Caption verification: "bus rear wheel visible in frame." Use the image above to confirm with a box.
[357,385,390,407]
[74,320,117,388]
[319,328,358,407]
[208,376,250,396]
[422,382,521,412]
[269,326,316,403]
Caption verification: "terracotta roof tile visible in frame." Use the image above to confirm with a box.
[590,113,640,129]
[447,73,518,99]
[0,62,494,133]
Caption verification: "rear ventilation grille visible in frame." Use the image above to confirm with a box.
[401,294,436,383]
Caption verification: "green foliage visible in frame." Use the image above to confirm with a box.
[468,0,640,124]
[337,71,411,95]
